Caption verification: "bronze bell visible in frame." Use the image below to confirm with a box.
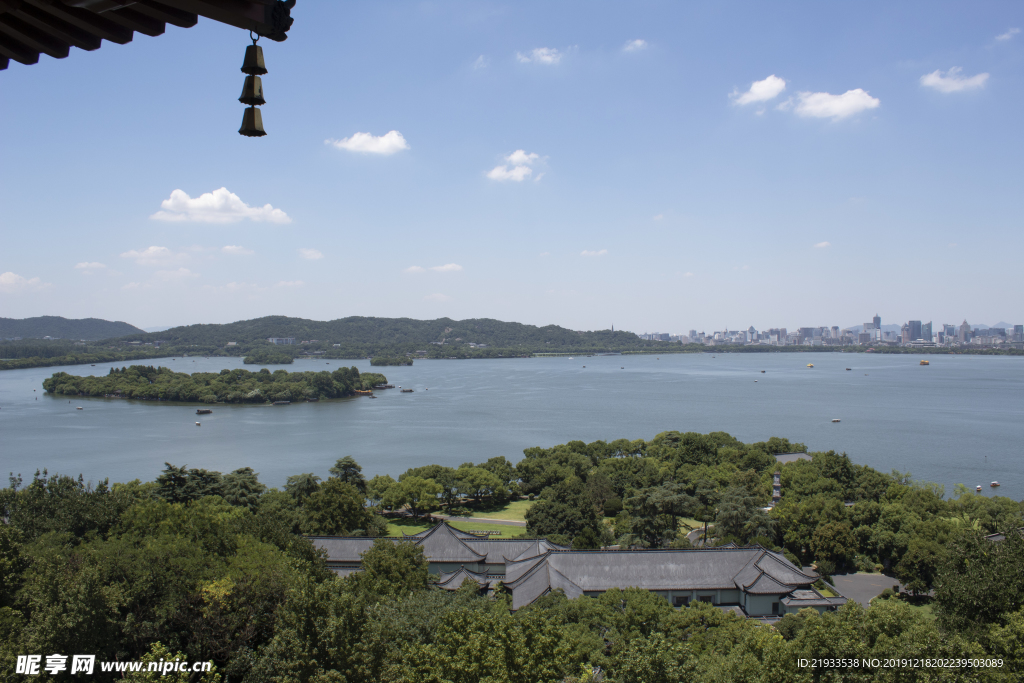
[239,76,265,106]
[241,44,267,75]
[239,106,266,137]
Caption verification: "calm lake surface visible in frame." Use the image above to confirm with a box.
[0,353,1021,499]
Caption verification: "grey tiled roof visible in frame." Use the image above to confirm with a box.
[436,566,491,590]
[504,546,825,609]
[312,523,568,566]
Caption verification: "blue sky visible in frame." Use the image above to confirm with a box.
[1,1,1021,333]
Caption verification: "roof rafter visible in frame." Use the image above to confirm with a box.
[1,0,294,70]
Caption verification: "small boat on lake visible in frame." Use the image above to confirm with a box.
[976,485,983,492]
[196,409,212,415]
[273,400,291,405]
[991,481,1000,488]
[846,368,851,371]
[920,360,930,366]
[806,363,814,368]
[76,407,83,410]
[195,422,200,426]
[401,388,414,393]
[832,418,841,423]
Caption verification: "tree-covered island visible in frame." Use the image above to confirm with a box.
[42,365,388,404]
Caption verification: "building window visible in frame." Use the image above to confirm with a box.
[673,596,690,608]
[772,602,780,615]
[698,595,713,604]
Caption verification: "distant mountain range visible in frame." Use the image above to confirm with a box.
[0,316,144,340]
[116,315,646,353]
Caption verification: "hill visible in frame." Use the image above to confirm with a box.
[0,316,143,340]
[112,315,663,356]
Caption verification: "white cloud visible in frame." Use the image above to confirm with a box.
[121,282,140,291]
[325,130,409,155]
[996,28,1020,41]
[920,67,989,93]
[221,245,254,255]
[732,75,786,105]
[298,248,324,260]
[404,265,426,274]
[488,165,532,181]
[275,280,304,288]
[652,214,663,221]
[683,272,694,277]
[74,262,106,272]
[790,89,880,119]
[431,263,463,272]
[623,39,647,53]
[120,246,185,266]
[151,188,291,224]
[0,272,45,292]
[424,293,451,302]
[517,47,561,65]
[155,267,199,281]
[539,252,550,257]
[581,249,608,257]
[473,55,488,69]
[814,241,831,248]
[487,149,542,182]
[506,150,539,166]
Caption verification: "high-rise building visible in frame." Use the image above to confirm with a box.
[901,323,911,344]
[689,330,697,340]
[873,314,881,330]
[908,320,922,341]
[1014,325,1023,343]
[921,322,932,342]
[831,326,840,340]
[959,320,971,343]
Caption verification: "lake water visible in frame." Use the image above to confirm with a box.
[0,353,1020,500]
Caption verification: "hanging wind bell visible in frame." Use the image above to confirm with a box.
[239,32,267,137]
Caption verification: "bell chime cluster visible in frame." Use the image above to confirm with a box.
[239,33,268,137]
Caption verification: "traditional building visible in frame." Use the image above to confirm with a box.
[311,523,847,618]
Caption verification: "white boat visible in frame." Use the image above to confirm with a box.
[976,485,983,492]
[990,481,1000,488]
[76,407,83,410]
[831,419,841,423]
[195,422,201,426]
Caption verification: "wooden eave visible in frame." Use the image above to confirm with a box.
[0,0,295,71]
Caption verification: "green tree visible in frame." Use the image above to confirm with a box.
[284,472,320,501]
[893,537,945,595]
[934,528,1024,635]
[301,478,372,535]
[387,477,442,517]
[221,467,266,510]
[349,539,430,597]
[367,474,396,508]
[329,456,367,492]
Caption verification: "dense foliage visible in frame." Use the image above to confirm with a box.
[0,316,143,340]
[370,356,413,366]
[42,366,388,404]
[2,433,1023,681]
[243,349,295,365]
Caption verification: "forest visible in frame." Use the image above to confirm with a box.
[2,432,1023,681]
[41,366,388,404]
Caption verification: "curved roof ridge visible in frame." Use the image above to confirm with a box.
[505,554,551,589]
[754,551,817,585]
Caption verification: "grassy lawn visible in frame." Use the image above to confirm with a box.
[899,597,936,622]
[386,518,527,538]
[457,499,534,522]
